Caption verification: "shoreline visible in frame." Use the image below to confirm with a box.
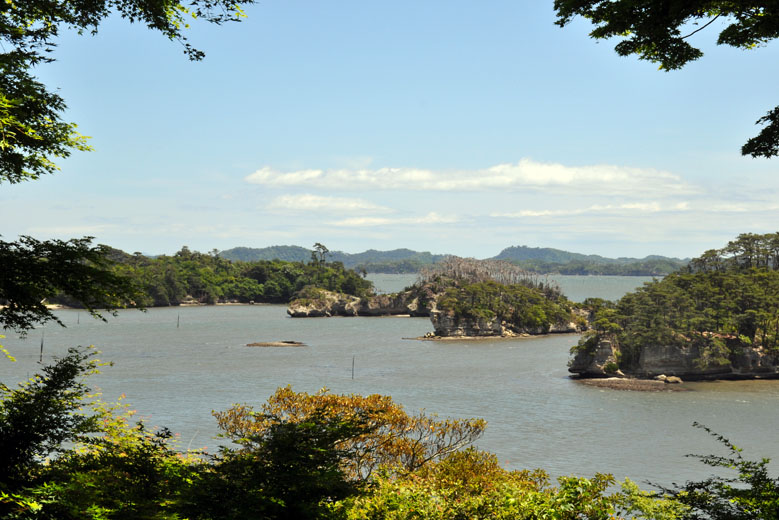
[572,377,689,392]
[409,332,581,341]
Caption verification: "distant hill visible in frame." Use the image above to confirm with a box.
[218,245,313,263]
[218,246,446,273]
[491,245,688,275]
[217,244,688,276]
[492,245,616,264]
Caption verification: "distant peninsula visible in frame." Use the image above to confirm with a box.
[218,244,687,276]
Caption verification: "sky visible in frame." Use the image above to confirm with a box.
[3,1,779,259]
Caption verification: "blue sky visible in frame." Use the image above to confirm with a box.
[4,1,779,259]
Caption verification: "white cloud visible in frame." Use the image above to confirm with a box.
[491,202,679,218]
[245,159,693,196]
[331,212,459,227]
[248,167,325,185]
[267,194,391,214]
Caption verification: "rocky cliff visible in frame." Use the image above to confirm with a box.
[569,337,779,380]
[429,310,584,338]
[287,288,431,318]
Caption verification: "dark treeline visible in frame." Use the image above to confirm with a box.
[578,233,779,370]
[51,246,374,308]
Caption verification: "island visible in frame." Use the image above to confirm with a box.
[288,257,588,338]
[569,233,779,381]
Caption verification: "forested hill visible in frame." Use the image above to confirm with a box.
[218,246,447,273]
[220,244,687,275]
[491,246,688,275]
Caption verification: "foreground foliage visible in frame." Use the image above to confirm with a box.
[663,423,779,520]
[3,348,778,519]
[0,237,142,335]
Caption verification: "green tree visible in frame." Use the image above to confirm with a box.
[0,347,101,491]
[663,423,779,519]
[0,236,141,335]
[1,0,257,339]
[554,1,779,158]
[312,242,330,267]
[1,0,255,183]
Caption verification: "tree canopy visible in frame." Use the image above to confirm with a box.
[554,1,779,158]
[0,0,256,337]
[0,236,141,335]
[0,0,255,183]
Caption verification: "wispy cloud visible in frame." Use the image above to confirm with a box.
[491,202,687,218]
[26,224,117,236]
[331,212,459,227]
[492,200,779,220]
[267,194,391,214]
[245,159,693,195]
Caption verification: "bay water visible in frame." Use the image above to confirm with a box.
[2,274,778,488]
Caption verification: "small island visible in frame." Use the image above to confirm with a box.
[569,233,779,382]
[288,257,588,339]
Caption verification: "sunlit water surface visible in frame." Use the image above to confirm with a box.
[3,275,778,487]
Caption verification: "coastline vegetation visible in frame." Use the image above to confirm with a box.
[575,233,779,372]
[48,246,374,308]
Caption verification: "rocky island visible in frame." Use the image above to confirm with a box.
[569,233,779,382]
[288,257,588,338]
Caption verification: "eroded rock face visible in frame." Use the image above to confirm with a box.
[430,311,585,338]
[287,289,431,318]
[287,291,361,317]
[568,338,621,378]
[570,338,779,380]
[636,343,779,379]
[634,344,729,378]
[429,311,503,337]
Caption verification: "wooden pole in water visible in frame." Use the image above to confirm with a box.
[77,312,80,324]
[177,313,180,329]
[39,329,44,363]
[352,356,355,379]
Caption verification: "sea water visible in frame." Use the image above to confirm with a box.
[2,275,777,487]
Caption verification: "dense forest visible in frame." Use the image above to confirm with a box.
[576,233,779,371]
[50,246,374,308]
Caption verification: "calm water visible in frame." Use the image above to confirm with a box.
[2,275,778,487]
[366,273,658,302]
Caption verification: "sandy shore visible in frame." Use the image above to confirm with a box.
[409,332,580,342]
